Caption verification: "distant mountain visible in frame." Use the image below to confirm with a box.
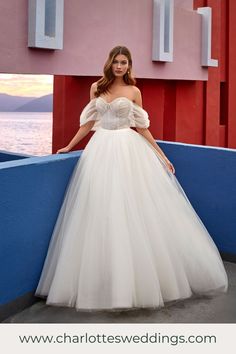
[15,94,53,112]
[0,93,35,111]
[0,93,53,112]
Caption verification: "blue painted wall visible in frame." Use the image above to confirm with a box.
[160,142,236,254]
[0,151,81,306]
[0,142,236,307]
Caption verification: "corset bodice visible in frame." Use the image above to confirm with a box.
[96,97,134,130]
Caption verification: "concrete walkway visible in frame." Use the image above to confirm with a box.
[4,262,236,323]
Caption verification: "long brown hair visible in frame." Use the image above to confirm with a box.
[95,46,136,97]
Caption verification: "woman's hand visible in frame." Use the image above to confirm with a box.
[56,146,70,154]
[164,159,175,174]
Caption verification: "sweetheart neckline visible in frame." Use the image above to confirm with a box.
[97,96,134,105]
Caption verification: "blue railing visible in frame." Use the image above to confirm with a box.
[0,150,31,162]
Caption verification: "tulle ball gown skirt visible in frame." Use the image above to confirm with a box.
[35,127,228,310]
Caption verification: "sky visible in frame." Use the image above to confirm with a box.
[0,74,53,97]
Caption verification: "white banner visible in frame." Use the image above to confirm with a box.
[0,323,235,353]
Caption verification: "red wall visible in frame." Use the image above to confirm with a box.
[53,0,236,153]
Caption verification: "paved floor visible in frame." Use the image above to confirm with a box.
[4,262,236,323]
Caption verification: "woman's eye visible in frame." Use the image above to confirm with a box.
[113,60,128,65]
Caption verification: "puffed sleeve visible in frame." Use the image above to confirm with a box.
[129,103,150,128]
[80,98,101,131]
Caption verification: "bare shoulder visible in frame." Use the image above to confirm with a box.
[90,81,98,99]
[91,81,98,90]
[131,86,142,106]
[132,85,141,94]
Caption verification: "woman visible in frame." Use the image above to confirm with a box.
[35,46,228,311]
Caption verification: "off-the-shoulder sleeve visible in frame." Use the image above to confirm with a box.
[130,103,150,128]
[80,98,101,131]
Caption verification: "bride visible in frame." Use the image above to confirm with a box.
[35,45,228,311]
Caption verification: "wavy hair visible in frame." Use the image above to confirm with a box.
[95,46,136,97]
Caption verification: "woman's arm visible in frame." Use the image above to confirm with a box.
[136,127,175,174]
[134,88,175,174]
[57,83,97,154]
[57,120,95,153]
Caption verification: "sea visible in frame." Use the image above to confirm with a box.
[0,112,52,156]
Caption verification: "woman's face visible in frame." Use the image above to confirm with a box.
[111,54,129,77]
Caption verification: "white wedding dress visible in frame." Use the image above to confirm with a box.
[35,96,228,310]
